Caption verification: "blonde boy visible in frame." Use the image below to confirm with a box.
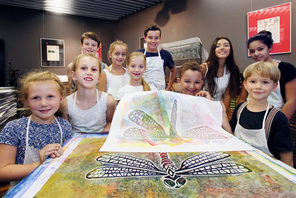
[230,61,294,166]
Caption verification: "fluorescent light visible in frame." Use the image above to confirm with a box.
[45,0,73,14]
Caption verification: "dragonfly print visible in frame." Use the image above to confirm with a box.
[123,99,228,145]
[86,152,251,189]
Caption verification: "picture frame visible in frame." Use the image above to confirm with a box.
[40,38,65,67]
[247,2,291,55]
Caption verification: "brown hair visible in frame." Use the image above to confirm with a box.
[243,61,280,82]
[72,53,101,72]
[80,32,100,46]
[180,61,205,79]
[205,37,241,98]
[144,24,161,37]
[20,70,64,103]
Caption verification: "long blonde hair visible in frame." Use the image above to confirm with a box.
[127,52,150,91]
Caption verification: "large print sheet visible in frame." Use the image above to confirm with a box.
[7,135,296,198]
[101,91,253,152]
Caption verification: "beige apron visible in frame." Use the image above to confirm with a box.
[234,103,273,156]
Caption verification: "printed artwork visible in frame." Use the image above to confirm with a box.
[11,136,296,198]
[86,152,251,189]
[101,91,253,152]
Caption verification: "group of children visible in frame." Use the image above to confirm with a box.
[0,27,294,187]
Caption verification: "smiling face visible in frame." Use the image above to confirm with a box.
[144,30,161,53]
[180,70,204,96]
[215,39,231,59]
[109,45,127,67]
[127,56,146,84]
[80,38,98,55]
[244,72,277,102]
[248,40,271,62]
[26,80,62,124]
[73,56,100,89]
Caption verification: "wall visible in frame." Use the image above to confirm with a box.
[114,0,296,71]
[0,5,114,85]
[0,0,295,85]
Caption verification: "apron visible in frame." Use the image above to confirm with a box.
[10,116,63,189]
[234,103,273,156]
[143,49,165,90]
[268,81,284,109]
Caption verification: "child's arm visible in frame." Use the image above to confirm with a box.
[0,143,63,182]
[0,144,40,181]
[281,78,296,119]
[279,151,293,167]
[222,86,231,119]
[220,102,233,133]
[61,98,70,121]
[98,70,107,92]
[103,94,115,133]
[166,67,177,91]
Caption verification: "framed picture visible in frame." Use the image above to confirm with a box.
[247,2,291,55]
[40,38,65,67]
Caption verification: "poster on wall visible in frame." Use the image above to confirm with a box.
[247,2,291,55]
[40,38,65,67]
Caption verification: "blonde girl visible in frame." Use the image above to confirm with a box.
[0,71,73,185]
[118,52,156,99]
[62,53,115,133]
[98,40,130,101]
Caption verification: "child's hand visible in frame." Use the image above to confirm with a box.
[196,91,213,100]
[39,144,63,163]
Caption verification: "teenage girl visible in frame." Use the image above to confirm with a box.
[179,61,231,132]
[0,71,73,185]
[201,37,242,117]
[118,52,156,100]
[98,40,130,101]
[62,53,115,133]
[247,31,296,120]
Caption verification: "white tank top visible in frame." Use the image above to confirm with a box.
[104,66,130,100]
[213,65,230,101]
[67,90,107,133]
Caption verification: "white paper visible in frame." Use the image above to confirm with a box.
[47,45,60,61]
[101,91,254,152]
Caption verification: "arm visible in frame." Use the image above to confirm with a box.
[237,85,248,104]
[166,66,177,91]
[61,98,69,121]
[280,151,293,167]
[98,70,107,92]
[200,63,208,77]
[221,102,233,134]
[222,86,231,119]
[0,144,40,181]
[103,94,115,133]
[281,78,296,119]
[66,62,74,88]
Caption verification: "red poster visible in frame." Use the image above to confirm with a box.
[247,2,291,54]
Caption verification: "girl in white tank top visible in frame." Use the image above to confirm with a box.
[62,54,115,133]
